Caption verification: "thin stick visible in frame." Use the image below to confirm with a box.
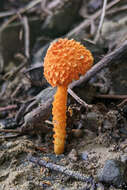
[0,129,21,133]
[0,0,43,32]
[0,105,17,112]
[107,5,127,15]
[67,0,120,38]
[117,99,127,107]
[94,0,108,43]
[68,88,92,109]
[41,0,52,15]
[0,82,7,98]
[70,40,127,89]
[3,54,27,80]
[29,156,93,182]
[21,16,30,58]
[0,0,60,19]
[47,0,61,10]
[0,10,17,18]
[95,94,127,100]
[0,134,21,139]
[11,83,23,98]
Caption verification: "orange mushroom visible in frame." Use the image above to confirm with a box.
[44,38,93,154]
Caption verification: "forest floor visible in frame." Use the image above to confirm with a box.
[0,0,127,189]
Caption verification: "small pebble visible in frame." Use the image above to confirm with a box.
[103,119,112,129]
[6,142,14,148]
[72,129,83,138]
[96,182,105,190]
[120,154,127,164]
[68,149,78,161]
[81,151,88,161]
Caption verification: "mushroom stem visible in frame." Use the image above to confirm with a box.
[52,85,67,154]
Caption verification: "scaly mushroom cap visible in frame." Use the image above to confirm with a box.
[44,38,93,86]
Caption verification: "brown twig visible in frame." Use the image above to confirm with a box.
[45,120,53,125]
[11,83,23,98]
[0,81,7,98]
[29,156,93,182]
[95,94,127,100]
[0,0,62,33]
[0,134,21,139]
[0,129,21,133]
[0,105,17,112]
[94,0,108,43]
[0,0,43,32]
[47,0,61,11]
[41,0,52,15]
[21,16,30,58]
[70,40,127,89]
[106,5,127,15]
[0,10,17,18]
[67,0,120,38]
[117,99,127,108]
[3,61,26,80]
[3,54,27,80]
[68,88,92,109]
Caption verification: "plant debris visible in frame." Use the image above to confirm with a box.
[0,0,127,189]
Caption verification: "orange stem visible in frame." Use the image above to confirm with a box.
[52,85,67,154]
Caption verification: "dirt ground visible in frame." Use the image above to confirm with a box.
[1,0,127,190]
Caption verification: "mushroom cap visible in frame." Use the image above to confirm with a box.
[44,38,93,87]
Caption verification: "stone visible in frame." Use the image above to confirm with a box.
[98,159,127,188]
[96,182,105,190]
[120,155,127,164]
[81,151,88,161]
[85,111,103,132]
[68,149,78,162]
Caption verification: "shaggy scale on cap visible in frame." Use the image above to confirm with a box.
[44,38,93,86]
